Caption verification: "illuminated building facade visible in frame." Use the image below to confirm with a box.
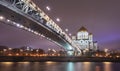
[72,27,98,53]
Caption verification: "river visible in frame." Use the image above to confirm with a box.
[0,62,120,71]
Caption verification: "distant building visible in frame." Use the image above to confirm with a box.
[20,46,33,51]
[72,26,98,54]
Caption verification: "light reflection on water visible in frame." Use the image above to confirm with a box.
[103,62,112,71]
[96,66,100,71]
[0,62,119,71]
[82,62,92,71]
[1,62,13,65]
[67,62,74,71]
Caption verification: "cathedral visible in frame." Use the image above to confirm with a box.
[72,26,98,54]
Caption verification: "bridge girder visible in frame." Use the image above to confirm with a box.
[0,0,81,56]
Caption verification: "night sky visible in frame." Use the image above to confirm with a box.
[0,0,120,50]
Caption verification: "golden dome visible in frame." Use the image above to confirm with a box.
[78,26,88,32]
[89,33,93,35]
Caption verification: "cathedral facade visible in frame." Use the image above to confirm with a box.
[72,27,98,53]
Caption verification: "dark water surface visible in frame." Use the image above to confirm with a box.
[0,62,120,71]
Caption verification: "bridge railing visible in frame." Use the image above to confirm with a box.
[1,0,72,43]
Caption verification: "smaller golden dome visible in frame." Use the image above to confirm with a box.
[89,33,93,35]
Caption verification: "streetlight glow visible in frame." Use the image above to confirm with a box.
[69,33,72,36]
[8,48,12,50]
[46,6,51,11]
[7,19,10,22]
[104,48,108,52]
[56,18,60,22]
[0,16,4,20]
[65,29,68,32]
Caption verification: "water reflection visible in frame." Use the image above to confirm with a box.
[95,66,100,71]
[0,62,119,71]
[82,62,92,71]
[45,61,56,65]
[103,62,112,71]
[1,62,13,65]
[0,62,13,71]
[18,62,30,64]
[67,62,74,71]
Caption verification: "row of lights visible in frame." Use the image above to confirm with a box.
[1,2,73,49]
[43,4,73,48]
[2,0,75,51]
[1,15,75,53]
[65,28,72,36]
[45,5,72,42]
[45,6,60,22]
[0,16,67,47]
[2,48,43,53]
[45,6,73,46]
[45,6,72,37]
[1,48,62,57]
[95,53,120,58]
[24,0,73,48]
[0,16,53,41]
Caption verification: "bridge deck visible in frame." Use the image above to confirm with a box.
[0,3,72,51]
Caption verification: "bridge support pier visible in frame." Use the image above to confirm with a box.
[66,50,78,56]
[66,50,74,56]
[66,50,82,56]
[75,51,82,56]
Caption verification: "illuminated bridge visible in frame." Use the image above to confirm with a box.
[0,0,81,56]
